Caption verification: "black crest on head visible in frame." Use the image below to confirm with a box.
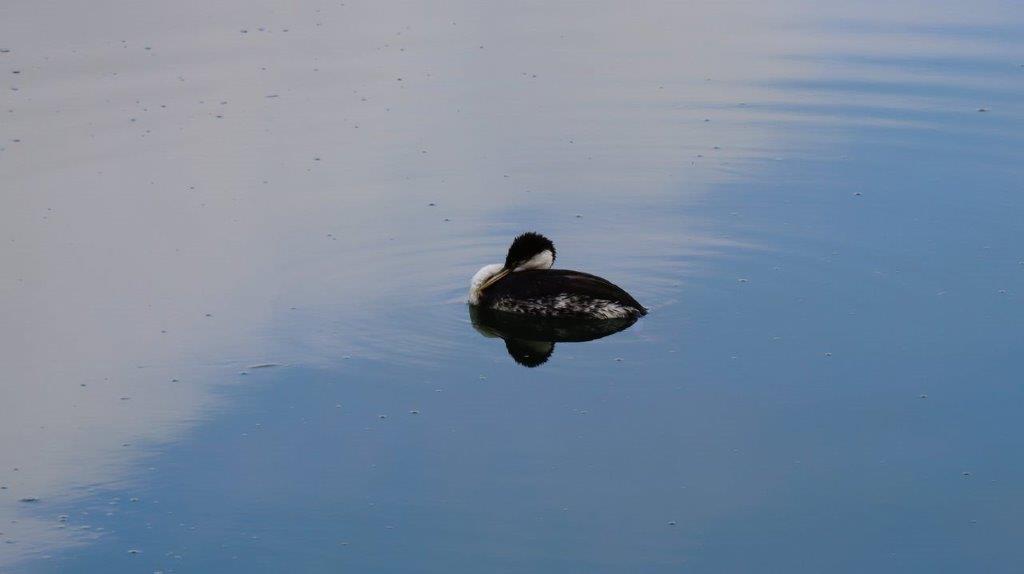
[504,232,556,269]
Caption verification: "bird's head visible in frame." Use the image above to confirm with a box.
[503,231,556,273]
[468,232,557,303]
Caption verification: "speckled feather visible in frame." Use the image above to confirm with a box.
[478,269,646,319]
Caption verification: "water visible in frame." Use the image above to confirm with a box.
[2,1,1022,572]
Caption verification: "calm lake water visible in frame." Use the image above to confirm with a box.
[2,1,1023,572]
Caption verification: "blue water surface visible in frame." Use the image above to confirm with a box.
[3,2,1023,572]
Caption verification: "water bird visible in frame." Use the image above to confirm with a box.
[468,232,646,319]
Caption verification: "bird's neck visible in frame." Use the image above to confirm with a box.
[514,249,554,272]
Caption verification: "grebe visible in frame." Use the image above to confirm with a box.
[468,232,647,319]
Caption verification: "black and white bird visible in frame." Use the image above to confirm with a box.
[468,232,647,319]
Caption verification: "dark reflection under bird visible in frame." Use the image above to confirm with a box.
[468,232,646,319]
[469,305,638,367]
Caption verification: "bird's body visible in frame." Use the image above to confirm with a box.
[476,269,645,319]
[468,232,646,320]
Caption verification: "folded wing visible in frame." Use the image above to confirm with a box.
[481,269,646,315]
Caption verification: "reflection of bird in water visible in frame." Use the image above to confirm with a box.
[469,305,638,367]
[468,232,646,319]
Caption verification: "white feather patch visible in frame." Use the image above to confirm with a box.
[492,294,638,319]
[468,263,504,304]
[513,249,554,272]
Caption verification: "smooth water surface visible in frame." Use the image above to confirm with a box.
[2,1,1023,572]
